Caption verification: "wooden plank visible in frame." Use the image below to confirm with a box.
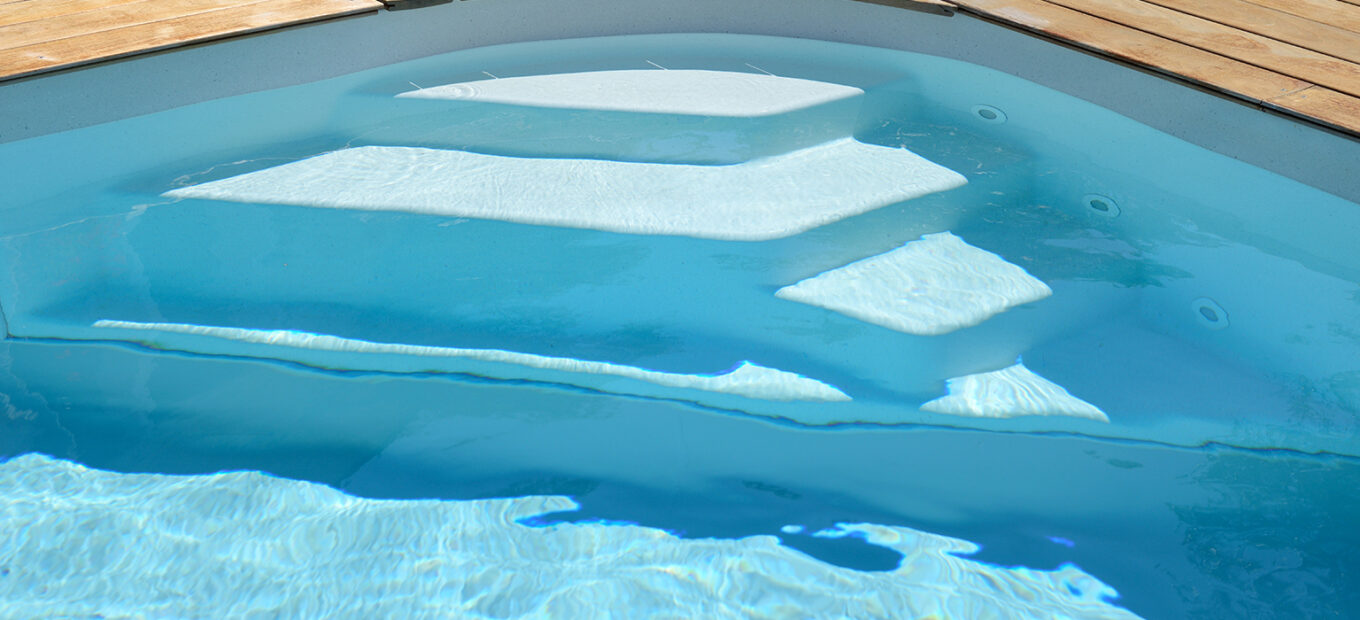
[1140,0,1360,64]
[950,0,1311,102]
[1236,0,1360,33]
[1267,86,1360,135]
[0,0,260,52]
[953,0,1360,137]
[0,0,380,81]
[1041,0,1360,98]
[0,0,152,29]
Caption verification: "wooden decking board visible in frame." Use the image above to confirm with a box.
[1235,0,1360,33]
[951,0,1360,136]
[1139,0,1360,65]
[0,0,147,29]
[950,0,1312,101]
[0,0,268,51]
[1041,0,1360,98]
[0,0,380,81]
[1266,86,1360,135]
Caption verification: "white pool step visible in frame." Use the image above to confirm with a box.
[922,362,1108,422]
[775,232,1051,335]
[90,320,850,405]
[163,139,965,241]
[398,69,865,117]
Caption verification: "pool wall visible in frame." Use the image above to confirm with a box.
[1,2,1358,455]
[1,0,1356,203]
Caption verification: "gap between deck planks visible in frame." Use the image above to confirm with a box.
[1236,0,1360,32]
[1139,0,1360,65]
[0,0,381,81]
[1043,0,1360,97]
[0,0,154,30]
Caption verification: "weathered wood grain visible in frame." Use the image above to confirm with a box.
[1268,86,1360,135]
[1042,0,1360,97]
[952,0,1312,101]
[1140,0,1360,64]
[0,0,380,80]
[1,0,265,51]
[0,0,148,29]
[1235,0,1360,33]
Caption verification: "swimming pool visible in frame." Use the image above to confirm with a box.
[2,4,1359,618]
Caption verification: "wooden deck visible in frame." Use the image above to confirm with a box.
[1,0,1358,138]
[0,0,382,82]
[943,0,1360,136]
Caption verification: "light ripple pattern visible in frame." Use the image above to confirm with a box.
[398,69,865,117]
[162,140,966,241]
[922,362,1109,422]
[91,320,850,403]
[775,232,1052,335]
[0,454,1139,619]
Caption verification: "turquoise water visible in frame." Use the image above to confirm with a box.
[2,34,1358,618]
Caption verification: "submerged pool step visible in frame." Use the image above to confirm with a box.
[372,69,870,164]
[776,232,1052,335]
[922,362,1108,422]
[165,138,966,241]
[86,320,850,408]
[398,69,865,117]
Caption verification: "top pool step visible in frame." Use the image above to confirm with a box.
[163,138,967,241]
[372,68,874,165]
[398,69,865,118]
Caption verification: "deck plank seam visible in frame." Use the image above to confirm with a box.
[952,4,1360,137]
[0,1,382,82]
[1234,0,1360,33]
[1038,0,1360,98]
[0,0,280,53]
[1135,0,1360,65]
[0,0,150,30]
[952,8,1238,102]
[954,3,1287,103]
[1268,84,1319,102]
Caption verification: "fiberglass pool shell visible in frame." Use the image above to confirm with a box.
[2,33,1359,619]
[3,34,1357,454]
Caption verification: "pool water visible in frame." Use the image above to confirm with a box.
[2,34,1358,618]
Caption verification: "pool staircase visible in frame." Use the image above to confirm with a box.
[2,30,1359,460]
[0,66,1121,424]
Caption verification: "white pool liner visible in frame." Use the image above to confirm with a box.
[162,139,966,241]
[0,454,1138,619]
[775,232,1052,335]
[922,362,1109,422]
[91,320,849,403]
[398,69,865,117]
